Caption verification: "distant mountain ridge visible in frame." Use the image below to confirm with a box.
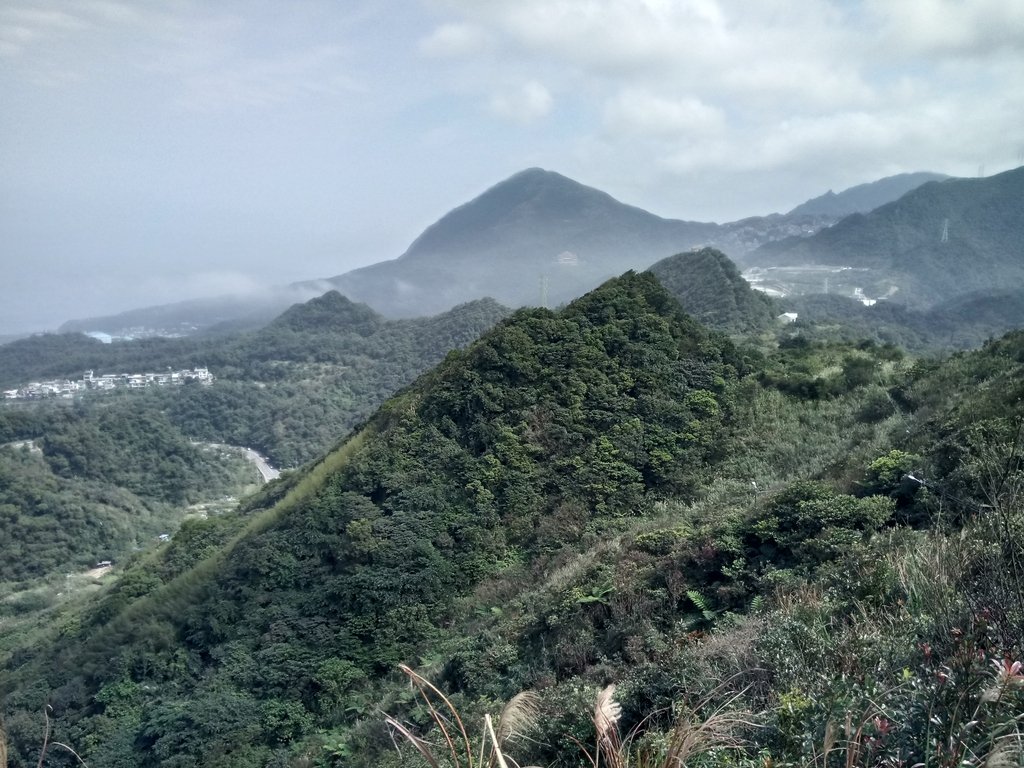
[311,168,720,317]
[49,168,946,334]
[745,166,1024,308]
[57,288,324,337]
[787,172,949,217]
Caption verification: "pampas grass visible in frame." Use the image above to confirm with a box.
[385,664,541,768]
[574,681,757,768]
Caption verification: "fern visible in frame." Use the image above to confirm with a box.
[686,589,719,622]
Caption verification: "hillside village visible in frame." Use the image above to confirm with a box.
[2,366,213,401]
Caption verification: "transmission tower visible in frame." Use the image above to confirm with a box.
[941,218,949,243]
[539,273,549,308]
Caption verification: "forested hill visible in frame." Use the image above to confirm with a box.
[1,272,746,766]
[265,290,384,334]
[648,247,778,334]
[4,271,1024,766]
[746,166,1024,308]
[317,168,721,317]
[0,296,510,466]
[785,171,948,217]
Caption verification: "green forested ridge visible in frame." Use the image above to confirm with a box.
[783,288,1024,352]
[746,166,1024,309]
[0,294,510,467]
[648,248,778,334]
[0,401,256,584]
[0,272,746,765]
[2,267,1022,767]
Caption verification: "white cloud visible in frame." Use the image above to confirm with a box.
[453,0,731,77]
[489,80,552,123]
[604,89,724,139]
[426,0,1023,216]
[419,22,490,57]
[0,1,363,111]
[866,0,1024,57]
[172,45,359,112]
[0,5,86,57]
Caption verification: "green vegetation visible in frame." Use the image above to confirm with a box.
[0,401,257,584]
[0,293,509,467]
[749,166,1024,310]
[648,248,778,335]
[2,271,1023,767]
[784,289,1024,352]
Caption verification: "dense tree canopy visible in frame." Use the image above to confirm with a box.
[2,279,1023,768]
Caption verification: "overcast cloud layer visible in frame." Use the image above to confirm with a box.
[2,0,1022,334]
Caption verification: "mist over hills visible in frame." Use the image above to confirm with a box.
[311,168,719,317]
[56,287,325,338]
[786,171,948,218]
[745,166,1024,308]
[48,167,945,336]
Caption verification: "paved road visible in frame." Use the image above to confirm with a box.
[242,447,280,482]
[195,441,280,483]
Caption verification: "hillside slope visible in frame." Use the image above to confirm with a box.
[2,272,744,766]
[318,168,721,317]
[745,166,1024,308]
[648,247,778,333]
[3,276,1024,767]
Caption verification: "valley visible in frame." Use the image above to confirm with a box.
[742,264,894,305]
[6,3,1024,763]
[45,167,954,338]
[0,166,1022,768]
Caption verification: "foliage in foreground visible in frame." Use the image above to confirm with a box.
[2,277,1024,766]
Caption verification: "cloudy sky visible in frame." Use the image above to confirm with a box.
[2,0,1022,334]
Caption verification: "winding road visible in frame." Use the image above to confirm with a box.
[195,441,280,483]
[241,447,280,482]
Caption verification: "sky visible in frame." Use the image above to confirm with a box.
[2,0,1023,335]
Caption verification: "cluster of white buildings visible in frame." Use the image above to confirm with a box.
[3,367,213,401]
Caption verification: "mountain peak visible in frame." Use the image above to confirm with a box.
[268,290,383,334]
[401,168,625,259]
[787,171,948,217]
[507,166,558,180]
[648,247,777,333]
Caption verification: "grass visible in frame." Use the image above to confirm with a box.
[386,669,757,768]
[385,664,540,768]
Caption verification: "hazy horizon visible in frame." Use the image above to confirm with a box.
[2,1,1022,335]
